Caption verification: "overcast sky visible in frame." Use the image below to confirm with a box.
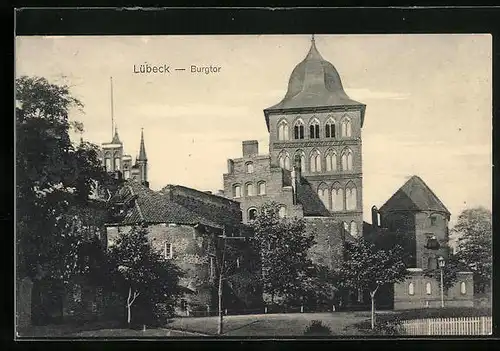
[15,34,492,225]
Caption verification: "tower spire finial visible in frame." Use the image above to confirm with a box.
[311,34,315,43]
[110,76,115,140]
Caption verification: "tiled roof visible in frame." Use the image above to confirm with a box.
[379,175,450,215]
[108,181,222,228]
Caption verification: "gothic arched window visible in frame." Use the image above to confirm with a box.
[341,117,352,138]
[309,118,320,139]
[331,184,344,212]
[233,184,241,198]
[310,150,321,173]
[295,150,306,173]
[258,181,266,195]
[278,151,291,170]
[325,150,337,172]
[460,282,467,295]
[318,183,329,209]
[248,208,258,221]
[294,119,305,140]
[245,183,254,197]
[426,282,432,295]
[105,158,112,172]
[278,120,289,141]
[341,148,353,171]
[350,221,358,237]
[325,117,336,138]
[114,157,121,171]
[345,183,357,211]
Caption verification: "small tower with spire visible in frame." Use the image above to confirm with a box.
[130,129,149,187]
[137,128,148,187]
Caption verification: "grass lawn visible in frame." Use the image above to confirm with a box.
[164,311,376,336]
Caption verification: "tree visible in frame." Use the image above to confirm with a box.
[453,207,492,294]
[16,75,114,284]
[107,226,183,328]
[337,238,408,329]
[250,202,316,306]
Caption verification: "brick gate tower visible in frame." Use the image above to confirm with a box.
[263,36,366,236]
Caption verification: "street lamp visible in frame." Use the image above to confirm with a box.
[437,256,445,308]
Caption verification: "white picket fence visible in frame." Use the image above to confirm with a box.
[399,316,492,335]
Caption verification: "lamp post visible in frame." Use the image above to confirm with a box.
[438,256,445,308]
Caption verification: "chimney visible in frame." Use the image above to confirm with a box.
[371,206,379,227]
[291,154,302,205]
[242,140,259,158]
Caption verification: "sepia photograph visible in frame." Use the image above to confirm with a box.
[15,33,492,338]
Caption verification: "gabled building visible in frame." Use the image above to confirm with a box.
[105,180,262,316]
[368,175,474,309]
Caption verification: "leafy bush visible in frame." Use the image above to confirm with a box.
[303,320,332,336]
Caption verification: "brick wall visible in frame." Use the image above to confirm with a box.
[223,154,303,222]
[305,217,345,270]
[394,270,474,310]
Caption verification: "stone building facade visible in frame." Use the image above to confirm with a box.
[368,175,474,309]
[105,181,262,315]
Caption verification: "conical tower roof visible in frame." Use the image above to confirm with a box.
[111,127,122,144]
[138,128,147,161]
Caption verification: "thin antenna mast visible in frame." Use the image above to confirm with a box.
[110,76,114,139]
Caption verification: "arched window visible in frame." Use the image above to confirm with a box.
[460,281,466,295]
[279,151,291,170]
[294,119,305,140]
[248,208,258,221]
[350,221,358,237]
[295,151,306,173]
[318,183,329,209]
[310,150,321,173]
[341,117,352,138]
[233,184,241,198]
[331,184,344,212]
[309,118,320,139]
[426,282,432,295]
[114,157,121,171]
[246,162,254,174]
[325,150,337,172]
[325,117,336,138]
[245,183,254,197]
[408,282,415,296]
[258,181,266,195]
[278,120,289,141]
[341,148,353,171]
[104,152,112,172]
[278,206,287,218]
[345,183,357,210]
